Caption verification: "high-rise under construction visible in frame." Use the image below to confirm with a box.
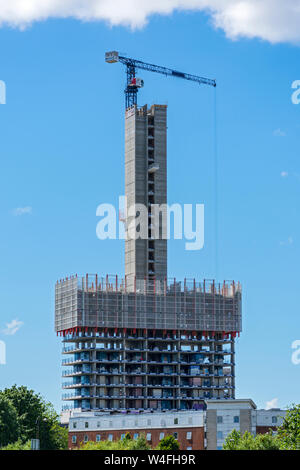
[56,53,242,414]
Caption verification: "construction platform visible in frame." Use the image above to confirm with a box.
[55,275,242,335]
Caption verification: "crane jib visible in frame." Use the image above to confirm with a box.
[106,51,216,108]
[172,70,185,78]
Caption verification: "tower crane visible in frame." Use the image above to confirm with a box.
[105,51,216,109]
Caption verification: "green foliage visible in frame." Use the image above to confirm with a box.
[0,395,19,447]
[223,430,280,450]
[47,418,68,450]
[277,404,300,450]
[156,435,180,450]
[254,432,281,450]
[129,434,150,450]
[79,433,151,450]
[0,385,68,450]
[224,405,300,450]
[222,429,242,450]
[1,439,31,450]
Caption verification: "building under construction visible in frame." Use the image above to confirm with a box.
[55,53,242,413]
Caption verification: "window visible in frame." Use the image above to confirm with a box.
[217,431,223,440]
[234,416,239,424]
[174,418,178,425]
[73,422,77,429]
[96,435,101,442]
[108,434,113,442]
[187,446,192,450]
[173,432,178,440]
[121,434,125,440]
[159,432,165,440]
[272,416,278,424]
[134,433,139,440]
[85,422,89,429]
[72,435,77,444]
[84,435,89,443]
[217,416,223,424]
[146,433,152,441]
[186,431,192,440]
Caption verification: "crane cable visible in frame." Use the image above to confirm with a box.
[213,86,219,280]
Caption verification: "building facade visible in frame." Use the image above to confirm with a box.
[67,400,286,450]
[68,410,205,450]
[57,275,241,412]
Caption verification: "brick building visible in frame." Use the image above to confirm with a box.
[67,400,286,450]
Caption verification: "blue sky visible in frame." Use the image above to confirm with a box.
[0,3,300,412]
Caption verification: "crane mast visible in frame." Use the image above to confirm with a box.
[105,51,216,109]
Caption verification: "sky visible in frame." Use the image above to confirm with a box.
[0,0,300,413]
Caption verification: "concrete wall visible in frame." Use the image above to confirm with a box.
[256,409,286,428]
[124,104,167,285]
[240,409,251,434]
[206,410,217,450]
[206,399,256,449]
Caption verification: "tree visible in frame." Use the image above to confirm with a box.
[1,439,31,450]
[223,430,280,450]
[224,405,300,451]
[156,435,180,450]
[0,395,19,447]
[0,385,68,450]
[277,404,300,450]
[222,429,241,450]
[129,434,150,450]
[79,433,151,450]
[254,432,281,450]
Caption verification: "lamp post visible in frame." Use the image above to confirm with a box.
[31,417,47,450]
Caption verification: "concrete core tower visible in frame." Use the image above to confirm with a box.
[125,104,167,286]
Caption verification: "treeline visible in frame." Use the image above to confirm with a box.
[223,405,300,450]
[0,385,68,450]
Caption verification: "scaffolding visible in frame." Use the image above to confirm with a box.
[55,275,242,334]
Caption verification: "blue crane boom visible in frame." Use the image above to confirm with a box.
[105,51,216,109]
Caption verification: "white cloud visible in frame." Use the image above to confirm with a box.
[266,398,279,410]
[273,128,286,137]
[12,206,32,216]
[280,171,288,178]
[2,319,24,336]
[0,1,299,44]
